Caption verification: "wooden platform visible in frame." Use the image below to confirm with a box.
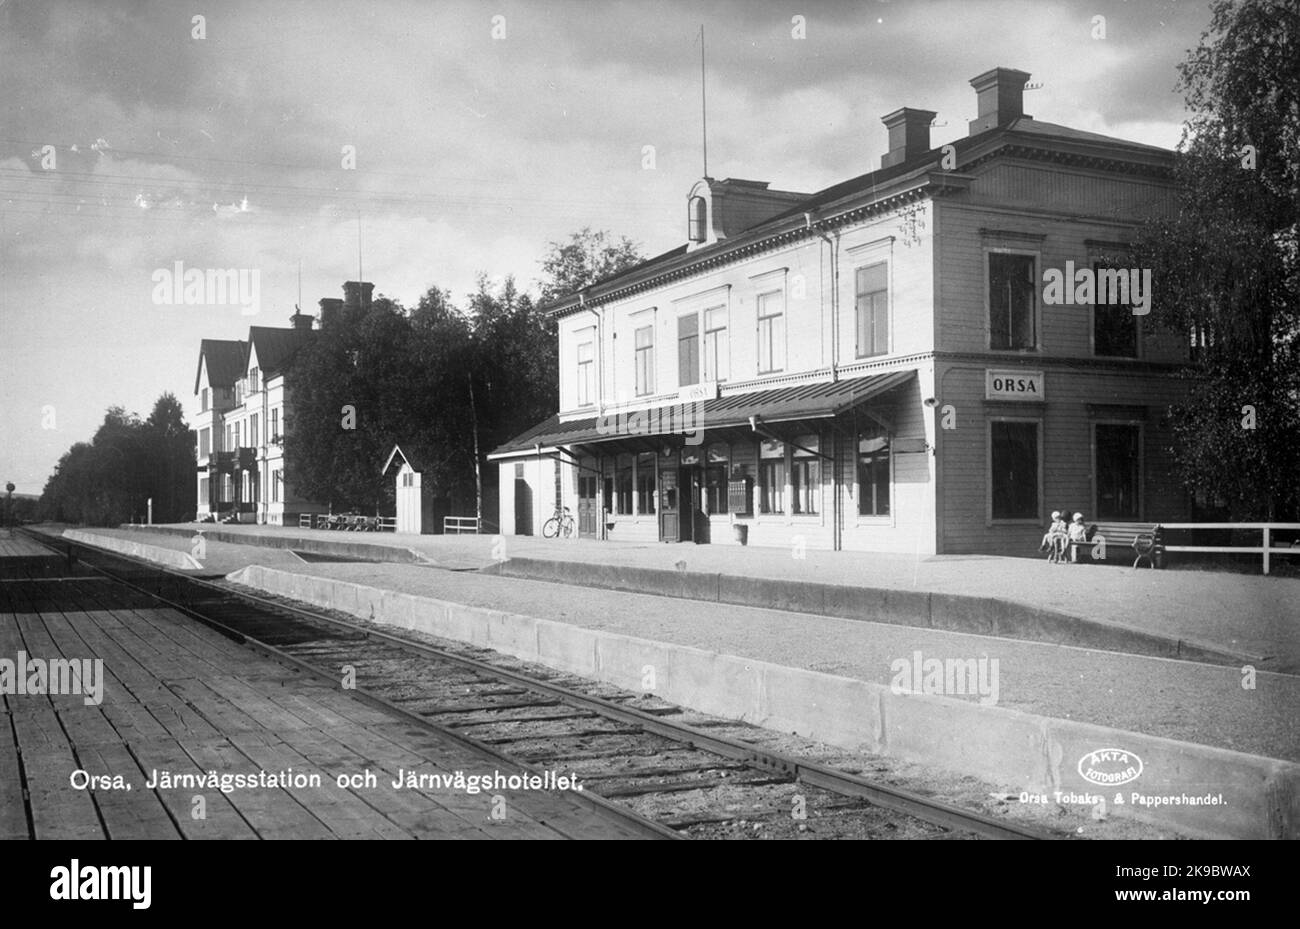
[0,576,648,840]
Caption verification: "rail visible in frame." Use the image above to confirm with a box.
[1158,522,1300,575]
[443,516,480,535]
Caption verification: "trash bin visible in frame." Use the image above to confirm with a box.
[732,522,748,546]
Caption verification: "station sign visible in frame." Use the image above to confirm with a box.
[986,369,1044,401]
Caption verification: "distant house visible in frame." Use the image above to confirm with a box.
[192,281,372,525]
[489,67,1193,555]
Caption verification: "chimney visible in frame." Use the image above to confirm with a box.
[881,107,937,168]
[318,297,343,328]
[289,307,313,331]
[342,281,374,319]
[968,67,1031,135]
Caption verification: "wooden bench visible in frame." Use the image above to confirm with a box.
[1068,521,1164,568]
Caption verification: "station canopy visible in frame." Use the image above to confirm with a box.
[489,369,916,458]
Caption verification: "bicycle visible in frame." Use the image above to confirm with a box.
[542,505,575,539]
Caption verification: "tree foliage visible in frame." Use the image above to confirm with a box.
[1131,0,1300,519]
[40,395,195,525]
[537,227,643,304]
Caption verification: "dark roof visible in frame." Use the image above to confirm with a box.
[246,326,313,376]
[489,369,915,457]
[194,338,247,393]
[542,116,1175,314]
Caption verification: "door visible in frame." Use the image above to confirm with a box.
[514,464,533,535]
[577,475,598,537]
[688,467,708,543]
[658,467,680,542]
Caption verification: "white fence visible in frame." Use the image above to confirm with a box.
[1159,523,1300,575]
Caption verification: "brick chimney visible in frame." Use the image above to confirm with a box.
[289,307,313,331]
[968,67,1031,135]
[881,107,937,168]
[342,281,374,319]
[318,297,343,328]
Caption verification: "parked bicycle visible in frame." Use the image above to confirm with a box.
[542,504,575,539]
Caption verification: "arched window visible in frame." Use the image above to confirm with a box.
[688,196,707,243]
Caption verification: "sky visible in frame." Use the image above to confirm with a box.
[0,0,1209,494]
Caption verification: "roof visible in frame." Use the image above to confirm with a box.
[245,326,313,376]
[488,369,915,458]
[382,442,441,475]
[542,116,1175,315]
[194,338,247,393]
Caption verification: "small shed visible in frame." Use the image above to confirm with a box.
[382,444,439,534]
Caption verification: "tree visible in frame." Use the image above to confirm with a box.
[1130,0,1300,520]
[537,227,643,304]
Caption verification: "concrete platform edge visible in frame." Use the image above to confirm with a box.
[121,524,429,565]
[64,529,202,570]
[228,564,1299,840]
[484,557,1254,668]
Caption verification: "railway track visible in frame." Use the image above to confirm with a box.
[23,528,1058,840]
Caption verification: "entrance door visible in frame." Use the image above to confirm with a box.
[688,467,708,543]
[658,467,680,542]
[577,475,598,537]
[514,468,533,535]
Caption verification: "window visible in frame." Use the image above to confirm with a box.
[990,420,1039,520]
[272,470,281,503]
[989,252,1036,350]
[635,325,654,396]
[678,314,699,387]
[249,367,259,393]
[271,407,279,443]
[233,422,241,450]
[688,196,707,243]
[855,263,889,358]
[703,306,728,382]
[857,431,891,517]
[1093,262,1139,357]
[250,413,259,447]
[577,341,594,406]
[790,436,820,515]
[1095,424,1141,519]
[636,453,656,514]
[615,454,634,515]
[199,428,210,459]
[234,380,243,406]
[200,388,209,412]
[198,476,209,504]
[757,291,785,373]
[225,425,232,452]
[759,440,785,514]
[704,444,729,514]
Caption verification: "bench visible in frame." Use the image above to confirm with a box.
[1068,521,1164,568]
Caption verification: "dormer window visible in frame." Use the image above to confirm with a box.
[688,196,707,243]
[249,367,259,393]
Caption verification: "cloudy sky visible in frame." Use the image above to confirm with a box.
[1,0,1206,493]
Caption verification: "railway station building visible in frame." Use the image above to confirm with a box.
[489,67,1195,555]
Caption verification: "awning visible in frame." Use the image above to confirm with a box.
[488,369,916,458]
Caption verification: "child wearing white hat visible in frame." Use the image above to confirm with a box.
[1067,512,1088,562]
[1040,510,1068,562]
